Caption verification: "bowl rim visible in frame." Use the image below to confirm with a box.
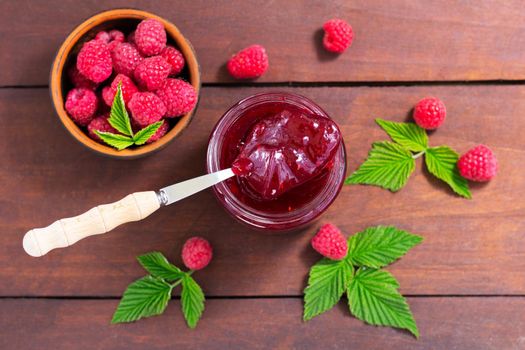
[50,8,201,159]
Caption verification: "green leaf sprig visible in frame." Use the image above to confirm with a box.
[345,119,471,198]
[96,83,163,150]
[303,226,423,338]
[112,252,205,328]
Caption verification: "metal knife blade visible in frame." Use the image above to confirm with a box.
[157,168,235,206]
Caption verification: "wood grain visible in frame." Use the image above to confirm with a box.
[2,0,525,85]
[1,297,524,350]
[1,86,523,296]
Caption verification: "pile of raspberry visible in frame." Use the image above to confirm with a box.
[64,18,197,145]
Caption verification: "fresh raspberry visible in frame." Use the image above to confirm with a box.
[87,114,118,142]
[76,39,113,83]
[182,237,213,271]
[65,88,98,126]
[227,45,269,79]
[311,223,348,260]
[101,74,138,106]
[135,19,167,56]
[95,31,110,43]
[128,92,166,126]
[111,42,144,76]
[68,65,98,90]
[134,56,171,91]
[146,119,169,144]
[160,46,185,76]
[457,145,498,182]
[156,78,197,117]
[413,97,446,130]
[108,30,125,43]
[323,19,354,53]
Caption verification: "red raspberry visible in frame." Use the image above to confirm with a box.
[76,39,113,83]
[101,74,138,107]
[87,115,118,142]
[457,145,498,182]
[68,66,98,90]
[146,119,169,144]
[182,237,213,271]
[95,31,110,43]
[128,92,166,126]
[413,97,446,130]
[311,223,348,260]
[65,88,98,126]
[127,31,136,45]
[111,43,144,76]
[156,78,197,117]
[160,46,185,76]
[227,45,269,79]
[323,19,354,53]
[108,30,125,43]
[135,19,167,56]
[134,56,171,91]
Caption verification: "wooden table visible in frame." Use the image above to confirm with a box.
[1,1,524,349]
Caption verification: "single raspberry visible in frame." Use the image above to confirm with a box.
[76,39,113,83]
[134,56,171,91]
[111,42,144,76]
[101,74,139,106]
[323,19,354,53]
[182,237,213,271]
[135,19,167,56]
[108,30,125,43]
[87,115,118,142]
[95,31,110,43]
[146,119,169,144]
[68,66,98,90]
[227,45,269,79]
[413,97,446,130]
[65,88,98,126]
[155,78,197,117]
[160,46,185,76]
[128,92,166,126]
[311,223,348,260]
[457,145,498,182]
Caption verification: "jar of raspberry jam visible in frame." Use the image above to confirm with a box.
[206,92,346,231]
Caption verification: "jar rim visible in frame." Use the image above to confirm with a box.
[206,91,347,231]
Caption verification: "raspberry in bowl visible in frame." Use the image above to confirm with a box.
[207,92,346,231]
[50,9,200,158]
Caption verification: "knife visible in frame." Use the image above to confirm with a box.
[22,168,235,257]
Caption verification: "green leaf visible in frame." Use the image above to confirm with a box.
[108,83,133,137]
[425,146,472,199]
[376,119,428,152]
[95,131,134,150]
[345,141,416,191]
[347,226,423,268]
[111,276,172,323]
[303,258,354,321]
[133,121,164,145]
[137,252,185,281]
[347,268,419,338]
[181,275,205,328]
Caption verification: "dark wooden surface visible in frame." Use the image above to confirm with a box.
[1,1,524,349]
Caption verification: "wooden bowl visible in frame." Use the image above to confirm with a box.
[50,9,201,158]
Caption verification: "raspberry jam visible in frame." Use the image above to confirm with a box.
[207,92,346,231]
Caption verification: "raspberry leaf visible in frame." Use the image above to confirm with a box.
[133,121,163,145]
[347,226,423,268]
[425,146,472,199]
[108,83,133,137]
[181,274,205,329]
[95,131,134,150]
[303,258,354,321]
[137,252,185,281]
[376,119,428,152]
[111,275,172,323]
[345,141,415,191]
[347,268,419,338]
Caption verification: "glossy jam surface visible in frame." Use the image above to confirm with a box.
[232,109,341,200]
[219,100,341,214]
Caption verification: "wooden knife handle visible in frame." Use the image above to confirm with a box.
[22,191,160,257]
